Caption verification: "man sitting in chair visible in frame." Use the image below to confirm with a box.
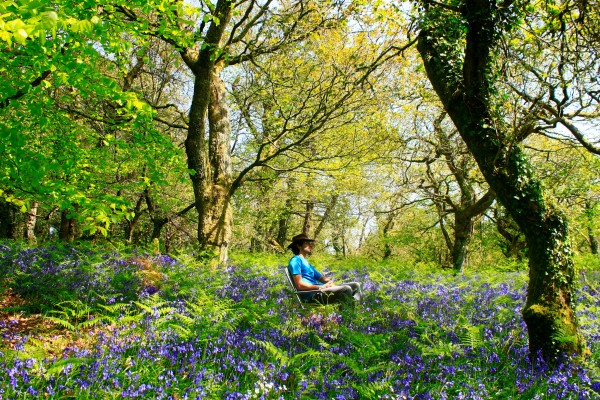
[287,233,362,305]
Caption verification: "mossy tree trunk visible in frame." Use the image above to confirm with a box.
[182,0,234,264]
[417,0,586,361]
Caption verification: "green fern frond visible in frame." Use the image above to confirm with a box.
[133,301,156,314]
[551,325,578,345]
[78,316,109,329]
[165,322,192,338]
[254,340,291,365]
[458,324,484,349]
[44,357,89,376]
[98,302,130,313]
[352,380,392,398]
[44,316,76,331]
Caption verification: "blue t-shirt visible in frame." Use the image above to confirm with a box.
[288,255,323,298]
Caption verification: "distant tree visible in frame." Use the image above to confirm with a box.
[489,204,527,260]
[415,113,495,271]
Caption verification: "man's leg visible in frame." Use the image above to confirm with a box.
[343,282,362,301]
[312,284,354,305]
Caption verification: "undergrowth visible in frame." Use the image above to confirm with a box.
[0,242,599,399]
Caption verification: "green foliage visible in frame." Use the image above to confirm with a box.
[44,299,112,331]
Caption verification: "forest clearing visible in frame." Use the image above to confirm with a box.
[1,0,599,398]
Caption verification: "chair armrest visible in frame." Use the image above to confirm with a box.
[294,289,322,294]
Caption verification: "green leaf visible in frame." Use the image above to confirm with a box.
[14,28,28,43]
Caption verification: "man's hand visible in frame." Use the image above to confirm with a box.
[322,281,335,289]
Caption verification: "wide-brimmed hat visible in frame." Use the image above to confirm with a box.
[287,233,315,249]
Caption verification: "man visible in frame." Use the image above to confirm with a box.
[287,233,362,305]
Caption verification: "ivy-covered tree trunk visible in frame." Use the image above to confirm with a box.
[417,0,586,360]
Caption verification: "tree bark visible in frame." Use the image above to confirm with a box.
[0,199,20,239]
[382,213,395,260]
[585,201,598,255]
[126,194,145,243]
[276,198,293,248]
[59,209,77,242]
[417,0,586,361]
[25,201,38,243]
[494,207,527,259]
[302,201,315,236]
[452,211,473,272]
[144,190,169,243]
[313,195,338,240]
[452,191,495,271]
[202,63,233,263]
[182,0,234,264]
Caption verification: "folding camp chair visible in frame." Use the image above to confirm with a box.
[282,266,322,309]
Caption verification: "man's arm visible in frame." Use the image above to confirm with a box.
[292,274,328,291]
[318,276,334,287]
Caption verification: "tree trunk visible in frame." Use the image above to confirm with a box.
[302,201,315,236]
[0,199,19,239]
[452,192,494,272]
[313,195,338,240]
[417,0,586,361]
[204,63,233,263]
[276,199,292,248]
[452,211,473,272]
[186,65,212,242]
[126,194,145,243]
[585,201,598,255]
[185,60,232,263]
[25,201,38,243]
[382,213,395,260]
[59,209,77,242]
[495,207,527,259]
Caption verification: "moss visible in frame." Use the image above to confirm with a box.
[524,304,551,318]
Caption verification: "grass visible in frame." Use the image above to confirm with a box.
[0,242,599,399]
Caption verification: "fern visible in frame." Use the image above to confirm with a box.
[352,379,393,399]
[255,340,291,365]
[551,325,579,345]
[458,324,484,349]
[44,357,89,377]
[417,338,462,358]
[43,316,76,331]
